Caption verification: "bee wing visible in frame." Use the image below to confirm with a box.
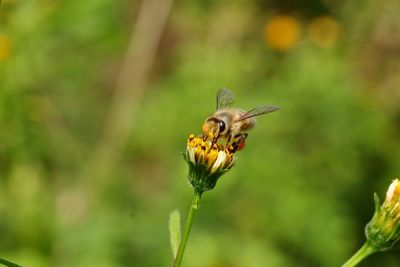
[216,88,236,110]
[235,105,280,121]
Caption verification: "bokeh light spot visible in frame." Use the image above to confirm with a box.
[308,16,342,48]
[0,35,12,60]
[264,15,300,51]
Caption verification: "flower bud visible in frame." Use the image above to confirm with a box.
[183,134,236,194]
[365,179,400,251]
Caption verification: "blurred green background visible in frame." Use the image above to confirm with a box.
[2,0,400,266]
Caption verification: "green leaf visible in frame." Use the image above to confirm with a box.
[0,257,23,267]
[169,209,181,258]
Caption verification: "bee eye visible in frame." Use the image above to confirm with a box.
[218,120,226,133]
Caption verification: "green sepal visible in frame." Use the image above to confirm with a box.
[183,153,233,194]
[373,193,380,212]
[186,160,229,194]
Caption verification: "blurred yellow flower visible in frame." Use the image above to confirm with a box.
[0,35,12,60]
[308,16,341,48]
[264,15,300,51]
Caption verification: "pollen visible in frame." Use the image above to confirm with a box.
[186,135,235,173]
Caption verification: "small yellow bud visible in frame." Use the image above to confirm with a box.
[366,179,400,251]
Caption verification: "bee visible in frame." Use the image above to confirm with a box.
[202,88,280,152]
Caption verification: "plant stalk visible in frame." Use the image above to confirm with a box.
[342,242,376,267]
[172,190,201,267]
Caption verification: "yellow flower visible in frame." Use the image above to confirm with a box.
[184,134,236,194]
[264,15,300,51]
[366,179,400,251]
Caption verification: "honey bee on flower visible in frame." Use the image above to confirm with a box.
[175,88,280,267]
[202,88,280,152]
[184,88,279,194]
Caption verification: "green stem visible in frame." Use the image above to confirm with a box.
[342,242,377,267]
[0,257,22,267]
[172,190,201,267]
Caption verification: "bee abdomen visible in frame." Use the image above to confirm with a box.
[239,118,256,131]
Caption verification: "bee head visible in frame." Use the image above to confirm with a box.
[202,117,227,140]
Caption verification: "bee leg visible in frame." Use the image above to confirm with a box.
[237,133,248,151]
[228,133,243,152]
[237,139,246,151]
[230,143,238,153]
[227,133,232,145]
